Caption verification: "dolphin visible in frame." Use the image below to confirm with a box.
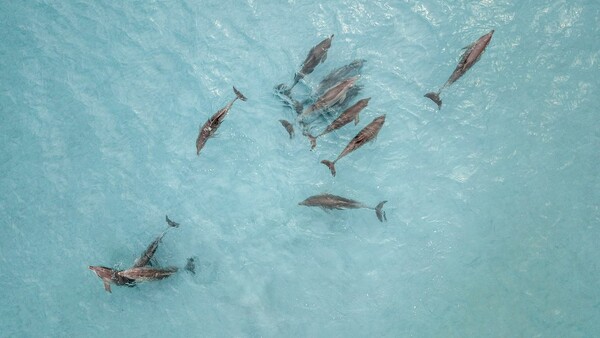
[425,30,494,109]
[117,266,178,282]
[132,215,180,268]
[314,59,366,96]
[299,76,358,121]
[321,115,385,177]
[285,34,334,93]
[196,86,247,156]
[299,193,387,222]
[88,266,135,293]
[305,98,370,149]
[89,265,179,293]
[279,119,295,139]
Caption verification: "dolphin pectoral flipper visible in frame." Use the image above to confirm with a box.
[462,42,475,50]
[321,51,328,63]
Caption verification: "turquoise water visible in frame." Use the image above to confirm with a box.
[1,0,598,336]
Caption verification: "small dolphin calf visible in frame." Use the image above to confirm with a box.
[299,193,387,222]
[133,215,180,268]
[196,86,247,156]
[321,115,386,177]
[299,76,358,121]
[305,98,370,149]
[425,30,494,109]
[286,35,334,93]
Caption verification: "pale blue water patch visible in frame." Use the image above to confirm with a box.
[1,0,598,336]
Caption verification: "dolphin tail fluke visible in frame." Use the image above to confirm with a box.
[166,215,179,228]
[375,201,388,222]
[233,86,247,101]
[424,92,442,109]
[306,133,317,150]
[291,75,301,90]
[321,160,336,177]
[103,280,112,293]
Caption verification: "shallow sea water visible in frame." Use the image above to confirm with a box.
[1,0,599,337]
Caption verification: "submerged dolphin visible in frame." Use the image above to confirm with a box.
[196,86,247,156]
[133,215,180,268]
[314,59,365,96]
[305,97,370,149]
[299,76,358,121]
[321,115,385,177]
[286,35,334,93]
[425,30,494,109]
[299,193,387,222]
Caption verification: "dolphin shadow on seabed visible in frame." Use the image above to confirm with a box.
[89,215,195,293]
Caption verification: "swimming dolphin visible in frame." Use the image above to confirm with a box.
[285,34,334,93]
[425,30,494,109]
[279,119,295,139]
[132,215,180,268]
[196,86,247,156]
[299,76,358,121]
[89,265,179,293]
[88,266,136,293]
[305,98,370,149]
[299,193,387,222]
[117,266,178,282]
[321,115,385,177]
[314,59,365,96]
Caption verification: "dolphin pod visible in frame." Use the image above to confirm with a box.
[91,29,495,293]
[89,215,192,293]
